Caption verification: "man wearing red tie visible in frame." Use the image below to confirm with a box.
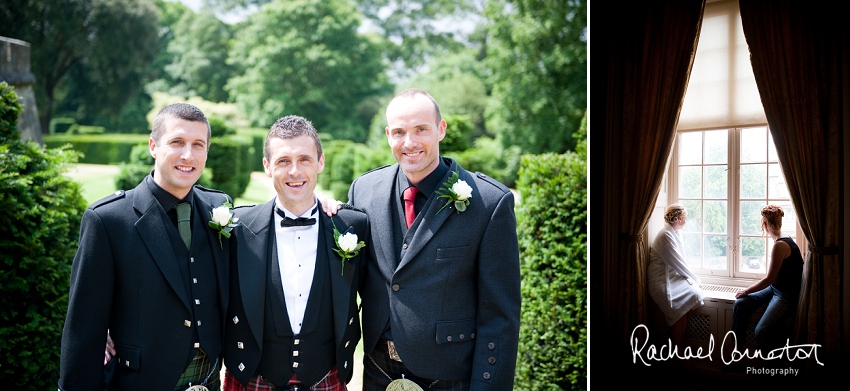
[348,89,521,391]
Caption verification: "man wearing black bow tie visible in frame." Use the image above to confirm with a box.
[222,115,369,391]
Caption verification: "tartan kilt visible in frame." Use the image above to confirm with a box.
[222,366,345,391]
[174,350,222,391]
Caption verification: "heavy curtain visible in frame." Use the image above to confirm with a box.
[597,0,704,358]
[739,0,848,370]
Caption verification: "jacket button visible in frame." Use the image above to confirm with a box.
[184,320,191,327]
[483,372,491,380]
[237,342,244,349]
[459,334,465,340]
[447,336,452,342]
[392,284,400,292]
[488,356,496,364]
[402,243,408,249]
[488,342,495,350]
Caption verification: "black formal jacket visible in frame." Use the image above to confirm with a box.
[348,158,521,390]
[223,199,369,387]
[59,178,233,391]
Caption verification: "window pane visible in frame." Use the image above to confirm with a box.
[704,165,727,198]
[740,236,765,273]
[768,163,790,199]
[679,132,702,165]
[704,130,727,164]
[681,200,702,233]
[741,127,767,163]
[704,235,727,270]
[769,200,797,234]
[740,201,764,235]
[679,166,702,198]
[704,200,727,234]
[768,132,778,162]
[682,233,702,269]
[740,163,766,199]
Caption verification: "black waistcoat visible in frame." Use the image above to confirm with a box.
[168,204,223,364]
[255,227,335,386]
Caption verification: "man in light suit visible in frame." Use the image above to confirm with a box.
[222,115,369,390]
[348,89,521,391]
[60,103,233,390]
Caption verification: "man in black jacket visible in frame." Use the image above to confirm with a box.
[222,115,369,391]
[60,103,233,391]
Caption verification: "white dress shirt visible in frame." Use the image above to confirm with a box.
[273,199,319,335]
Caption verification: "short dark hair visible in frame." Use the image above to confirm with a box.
[151,103,211,147]
[391,88,442,123]
[264,115,323,161]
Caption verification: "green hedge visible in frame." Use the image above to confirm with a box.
[321,139,393,202]
[238,127,270,172]
[43,134,151,164]
[513,116,587,390]
[207,134,253,199]
[49,117,76,135]
[0,83,87,390]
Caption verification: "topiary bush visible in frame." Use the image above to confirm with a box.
[206,134,252,199]
[115,143,154,191]
[43,133,151,164]
[513,113,587,390]
[0,83,87,389]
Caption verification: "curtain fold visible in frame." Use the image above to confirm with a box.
[599,0,705,354]
[739,0,847,370]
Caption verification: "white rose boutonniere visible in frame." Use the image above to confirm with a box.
[208,200,238,249]
[331,218,365,276]
[436,169,473,214]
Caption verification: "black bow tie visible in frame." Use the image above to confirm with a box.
[276,206,317,227]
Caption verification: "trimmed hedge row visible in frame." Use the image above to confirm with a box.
[513,116,587,390]
[43,134,150,164]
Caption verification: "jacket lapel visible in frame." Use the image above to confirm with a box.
[368,165,403,275]
[398,160,465,269]
[321,211,353,346]
[237,199,275,347]
[133,183,191,313]
[198,191,231,324]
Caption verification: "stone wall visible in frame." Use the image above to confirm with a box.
[1,36,42,144]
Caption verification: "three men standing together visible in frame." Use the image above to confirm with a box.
[59,89,521,391]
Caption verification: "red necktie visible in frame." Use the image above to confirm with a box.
[403,186,420,228]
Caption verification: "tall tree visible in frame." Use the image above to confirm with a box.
[0,0,160,132]
[165,8,233,102]
[226,0,391,141]
[484,0,587,154]
[206,0,481,77]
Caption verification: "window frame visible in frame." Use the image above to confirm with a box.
[665,126,807,288]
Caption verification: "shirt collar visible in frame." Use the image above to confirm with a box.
[146,173,194,211]
[396,157,450,199]
[274,198,319,220]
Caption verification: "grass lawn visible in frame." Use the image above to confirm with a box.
[66,164,276,206]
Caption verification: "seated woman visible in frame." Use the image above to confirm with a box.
[732,204,803,351]
[648,203,705,347]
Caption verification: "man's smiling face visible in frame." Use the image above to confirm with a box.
[263,134,325,216]
[149,117,208,199]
